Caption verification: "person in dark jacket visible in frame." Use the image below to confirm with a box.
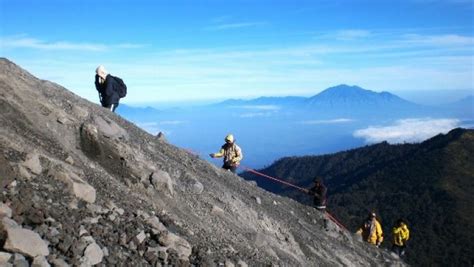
[308,178,327,211]
[95,65,120,112]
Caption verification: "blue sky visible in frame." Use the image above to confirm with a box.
[1,0,473,105]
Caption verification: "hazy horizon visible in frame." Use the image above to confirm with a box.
[123,87,473,109]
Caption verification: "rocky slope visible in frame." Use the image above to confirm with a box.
[0,58,404,266]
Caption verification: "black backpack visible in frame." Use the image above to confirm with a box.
[111,75,127,98]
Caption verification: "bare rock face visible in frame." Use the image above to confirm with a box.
[150,170,174,196]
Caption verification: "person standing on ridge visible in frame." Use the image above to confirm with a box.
[392,218,410,257]
[95,65,121,112]
[356,212,384,247]
[308,178,327,211]
[209,134,243,173]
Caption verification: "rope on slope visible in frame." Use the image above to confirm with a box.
[239,165,349,232]
[183,148,350,232]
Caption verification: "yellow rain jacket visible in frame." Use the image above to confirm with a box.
[213,143,243,166]
[356,218,384,245]
[393,223,410,246]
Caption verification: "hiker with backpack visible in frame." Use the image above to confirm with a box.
[95,65,127,112]
[308,178,327,211]
[392,218,410,257]
[209,134,243,173]
[356,212,384,247]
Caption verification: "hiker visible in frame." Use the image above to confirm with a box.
[392,218,410,257]
[209,134,243,173]
[308,178,327,211]
[356,212,384,247]
[95,65,121,112]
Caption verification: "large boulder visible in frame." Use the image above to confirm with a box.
[158,231,192,260]
[50,170,96,204]
[182,172,204,195]
[3,227,49,257]
[21,153,42,175]
[93,115,129,140]
[145,216,167,232]
[150,170,174,196]
[81,242,104,266]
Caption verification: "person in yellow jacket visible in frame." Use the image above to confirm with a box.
[392,219,410,256]
[356,212,383,247]
[209,134,243,173]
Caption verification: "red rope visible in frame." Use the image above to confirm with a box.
[185,148,350,232]
[325,211,349,232]
[239,165,349,232]
[240,165,309,193]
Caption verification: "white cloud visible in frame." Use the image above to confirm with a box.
[239,112,274,118]
[353,118,460,144]
[0,36,145,51]
[401,34,474,47]
[300,118,354,125]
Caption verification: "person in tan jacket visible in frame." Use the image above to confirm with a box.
[356,212,384,247]
[210,134,243,173]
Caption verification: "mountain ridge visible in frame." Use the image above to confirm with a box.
[307,84,416,108]
[212,84,418,108]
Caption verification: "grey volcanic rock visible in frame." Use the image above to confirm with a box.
[81,242,103,266]
[3,227,49,257]
[158,231,192,260]
[150,170,174,196]
[21,153,42,175]
[48,168,96,203]
[0,58,405,266]
[32,255,50,267]
[92,115,129,140]
[0,252,12,264]
[0,203,12,218]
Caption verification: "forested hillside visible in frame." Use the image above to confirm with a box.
[243,128,474,266]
